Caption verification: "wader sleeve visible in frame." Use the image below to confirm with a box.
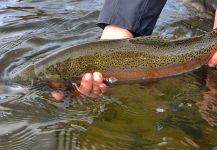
[97,0,167,36]
[201,0,217,11]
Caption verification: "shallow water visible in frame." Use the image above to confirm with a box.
[0,0,217,149]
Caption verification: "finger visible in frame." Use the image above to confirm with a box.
[51,91,64,101]
[208,52,217,67]
[93,72,108,93]
[47,81,61,89]
[99,83,108,93]
[91,84,101,97]
[93,72,103,84]
[77,73,93,95]
[90,72,103,97]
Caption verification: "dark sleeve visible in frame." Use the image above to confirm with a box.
[97,0,167,36]
[204,0,217,10]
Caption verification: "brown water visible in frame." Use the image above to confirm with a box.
[0,0,217,149]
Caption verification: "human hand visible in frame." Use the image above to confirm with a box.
[77,72,108,97]
[208,52,217,67]
[209,12,217,67]
[51,72,108,101]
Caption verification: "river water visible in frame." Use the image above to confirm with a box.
[0,0,217,149]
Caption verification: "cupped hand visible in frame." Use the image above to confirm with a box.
[209,24,217,66]
[51,72,108,101]
[77,72,108,97]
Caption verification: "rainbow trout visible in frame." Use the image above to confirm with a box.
[9,30,217,84]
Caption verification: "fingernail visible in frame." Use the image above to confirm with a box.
[93,72,103,82]
[93,72,100,79]
[84,73,91,80]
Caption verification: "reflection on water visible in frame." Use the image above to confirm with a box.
[197,69,217,127]
[0,0,217,149]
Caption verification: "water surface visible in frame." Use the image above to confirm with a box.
[0,0,217,149]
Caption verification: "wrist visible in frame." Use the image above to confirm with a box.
[100,25,133,40]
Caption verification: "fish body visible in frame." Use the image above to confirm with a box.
[9,30,217,84]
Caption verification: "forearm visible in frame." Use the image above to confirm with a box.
[100,25,133,39]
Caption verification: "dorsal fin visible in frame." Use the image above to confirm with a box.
[129,34,207,47]
[170,35,203,45]
[129,36,169,46]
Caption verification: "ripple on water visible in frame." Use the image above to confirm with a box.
[0,0,217,149]
[0,121,36,150]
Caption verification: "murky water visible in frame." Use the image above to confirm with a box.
[0,0,217,149]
